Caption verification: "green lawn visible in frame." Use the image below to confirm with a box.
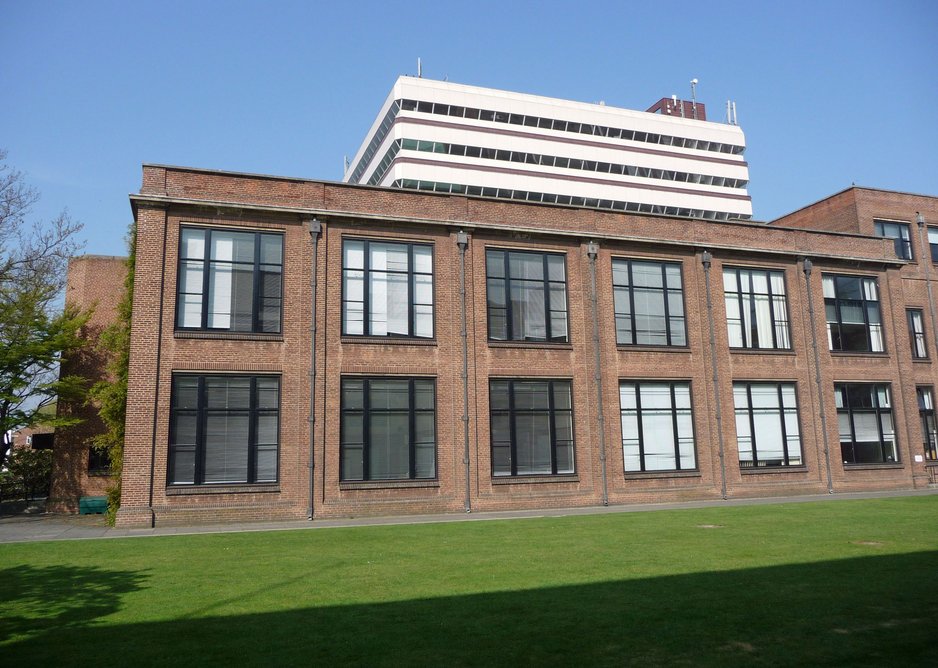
[2,496,938,666]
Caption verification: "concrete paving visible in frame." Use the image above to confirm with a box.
[1,487,936,544]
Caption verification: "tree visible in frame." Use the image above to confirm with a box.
[0,149,89,469]
[89,222,135,524]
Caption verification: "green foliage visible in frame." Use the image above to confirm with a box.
[4,448,52,503]
[89,222,135,525]
[0,149,87,469]
[0,291,91,466]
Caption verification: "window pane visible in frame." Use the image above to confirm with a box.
[181,229,206,259]
[369,412,410,479]
[203,414,249,483]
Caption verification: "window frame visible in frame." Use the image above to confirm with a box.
[167,374,281,486]
[489,378,575,477]
[619,380,697,473]
[917,386,938,461]
[927,227,938,263]
[339,377,437,482]
[175,226,284,334]
[907,308,928,359]
[873,219,912,260]
[722,266,792,350]
[823,273,885,353]
[611,258,687,347]
[834,383,899,465]
[485,249,569,343]
[732,381,803,468]
[341,238,435,339]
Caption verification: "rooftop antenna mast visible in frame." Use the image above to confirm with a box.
[417,57,422,78]
[690,78,699,120]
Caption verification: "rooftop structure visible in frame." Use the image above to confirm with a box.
[344,76,752,221]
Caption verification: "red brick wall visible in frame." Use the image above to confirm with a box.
[49,255,127,511]
[116,167,938,527]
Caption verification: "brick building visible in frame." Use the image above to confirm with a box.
[48,255,128,511]
[114,166,937,527]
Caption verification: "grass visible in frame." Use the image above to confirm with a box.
[2,496,938,666]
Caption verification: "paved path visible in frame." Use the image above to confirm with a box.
[1,487,936,544]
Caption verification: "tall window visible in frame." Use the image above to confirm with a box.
[873,219,912,260]
[823,274,884,352]
[723,267,791,349]
[620,381,696,472]
[918,387,938,461]
[486,250,568,342]
[612,259,686,346]
[490,379,574,476]
[340,378,435,481]
[928,228,938,263]
[835,383,897,465]
[342,239,433,338]
[176,228,283,333]
[169,375,280,485]
[907,309,928,359]
[733,382,802,468]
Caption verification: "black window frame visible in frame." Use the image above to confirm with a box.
[339,377,437,482]
[168,374,280,486]
[175,227,284,334]
[732,382,803,468]
[489,379,575,477]
[823,274,885,353]
[927,227,938,263]
[873,219,912,260]
[485,249,568,343]
[723,266,791,350]
[834,383,898,465]
[619,380,697,473]
[341,238,435,339]
[88,447,110,475]
[612,258,687,347]
[917,386,938,461]
[907,308,928,359]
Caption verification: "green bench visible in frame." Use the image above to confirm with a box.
[79,496,108,515]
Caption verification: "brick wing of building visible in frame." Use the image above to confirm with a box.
[115,165,938,527]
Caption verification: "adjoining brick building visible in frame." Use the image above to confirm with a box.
[112,164,938,527]
[48,255,127,511]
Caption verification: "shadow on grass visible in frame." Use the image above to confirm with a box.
[4,552,937,666]
[0,565,149,644]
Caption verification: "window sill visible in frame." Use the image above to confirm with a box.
[740,466,809,475]
[339,479,440,490]
[925,460,938,468]
[165,484,280,495]
[88,471,111,478]
[829,351,889,358]
[488,341,573,350]
[175,331,284,342]
[491,474,579,485]
[912,357,932,364]
[623,470,700,480]
[615,345,691,354]
[340,336,437,346]
[842,463,904,471]
[729,348,796,356]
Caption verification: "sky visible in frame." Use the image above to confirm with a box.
[2,0,936,257]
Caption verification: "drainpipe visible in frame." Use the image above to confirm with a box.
[456,230,472,512]
[306,218,322,520]
[587,241,609,506]
[802,258,834,494]
[700,250,728,500]
[917,213,938,355]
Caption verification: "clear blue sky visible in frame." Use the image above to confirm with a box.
[2,0,936,257]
